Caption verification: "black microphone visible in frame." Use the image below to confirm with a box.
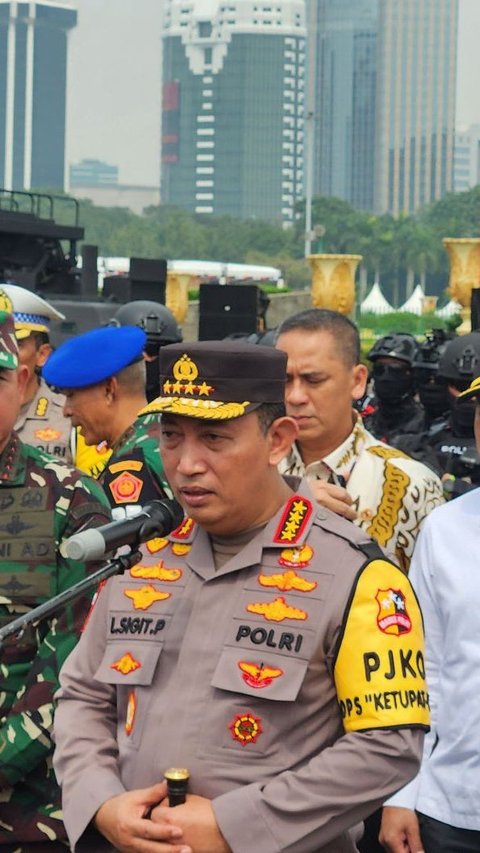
[63,499,185,561]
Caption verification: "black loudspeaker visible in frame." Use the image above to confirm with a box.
[102,257,167,304]
[129,257,166,302]
[199,284,260,340]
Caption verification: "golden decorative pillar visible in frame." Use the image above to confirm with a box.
[308,253,363,316]
[443,238,480,333]
[165,272,191,324]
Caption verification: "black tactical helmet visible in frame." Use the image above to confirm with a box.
[414,329,451,374]
[438,332,480,384]
[112,301,182,354]
[367,332,419,366]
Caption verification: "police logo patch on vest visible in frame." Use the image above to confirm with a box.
[334,559,430,732]
[376,588,412,635]
[229,712,262,746]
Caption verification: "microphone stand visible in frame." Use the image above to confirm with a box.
[0,549,141,646]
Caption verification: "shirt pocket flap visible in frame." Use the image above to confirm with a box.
[211,646,308,702]
[95,641,162,685]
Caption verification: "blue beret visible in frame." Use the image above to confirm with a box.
[42,326,147,389]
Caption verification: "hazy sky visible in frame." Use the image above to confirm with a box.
[67,0,480,187]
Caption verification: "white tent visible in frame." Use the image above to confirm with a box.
[436,299,462,318]
[399,284,425,315]
[360,282,394,315]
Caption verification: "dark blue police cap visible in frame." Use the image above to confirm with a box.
[42,326,147,389]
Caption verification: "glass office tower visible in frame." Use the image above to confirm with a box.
[0,0,77,191]
[375,0,458,214]
[311,0,377,208]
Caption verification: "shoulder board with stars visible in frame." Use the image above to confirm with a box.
[273,495,313,545]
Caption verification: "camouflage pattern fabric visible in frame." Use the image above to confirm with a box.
[99,411,172,516]
[0,433,111,846]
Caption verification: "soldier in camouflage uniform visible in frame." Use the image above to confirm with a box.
[0,311,112,851]
[43,326,171,520]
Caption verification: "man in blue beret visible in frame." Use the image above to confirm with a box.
[43,326,171,518]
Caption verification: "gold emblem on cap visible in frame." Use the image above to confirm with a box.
[0,290,13,314]
[163,354,214,397]
[173,354,199,382]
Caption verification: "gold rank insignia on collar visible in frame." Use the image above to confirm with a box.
[170,516,195,542]
[35,397,49,417]
[273,496,314,544]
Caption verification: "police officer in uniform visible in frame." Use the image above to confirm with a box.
[365,333,426,448]
[54,340,427,853]
[43,325,171,519]
[0,284,73,462]
[0,310,111,851]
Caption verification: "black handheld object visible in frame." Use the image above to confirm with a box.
[63,499,184,561]
[164,768,190,806]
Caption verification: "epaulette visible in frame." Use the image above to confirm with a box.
[311,506,379,555]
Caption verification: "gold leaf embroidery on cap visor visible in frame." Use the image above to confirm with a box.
[154,398,251,419]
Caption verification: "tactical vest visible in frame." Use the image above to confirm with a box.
[0,485,55,651]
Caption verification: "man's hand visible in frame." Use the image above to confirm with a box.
[94,783,191,853]
[379,806,425,853]
[151,793,231,853]
[308,479,357,521]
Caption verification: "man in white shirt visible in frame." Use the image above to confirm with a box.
[276,308,443,572]
[380,372,480,853]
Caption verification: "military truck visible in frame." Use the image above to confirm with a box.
[0,188,167,345]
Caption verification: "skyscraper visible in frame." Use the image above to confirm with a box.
[311,0,377,208]
[0,0,77,191]
[309,0,458,215]
[375,0,458,215]
[161,0,306,224]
